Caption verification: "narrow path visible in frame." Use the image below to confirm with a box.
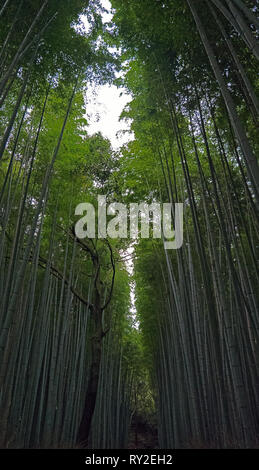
[128,416,158,449]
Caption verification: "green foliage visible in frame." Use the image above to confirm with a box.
[0,0,259,450]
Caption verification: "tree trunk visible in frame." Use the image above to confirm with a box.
[211,0,259,59]
[226,0,259,60]
[187,0,259,206]
[0,0,10,17]
[232,0,259,30]
[0,0,47,97]
[209,1,259,117]
[76,306,103,447]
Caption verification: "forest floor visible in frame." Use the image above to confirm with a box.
[127,416,158,449]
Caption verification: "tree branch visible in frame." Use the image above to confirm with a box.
[101,239,116,311]
[3,229,93,311]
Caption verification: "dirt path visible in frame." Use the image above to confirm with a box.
[128,417,158,449]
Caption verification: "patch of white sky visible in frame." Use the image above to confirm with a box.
[79,0,134,150]
[121,243,139,330]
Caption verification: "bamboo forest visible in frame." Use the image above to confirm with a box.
[0,0,258,451]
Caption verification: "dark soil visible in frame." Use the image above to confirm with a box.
[128,415,158,449]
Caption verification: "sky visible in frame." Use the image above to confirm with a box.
[82,0,134,150]
[84,83,133,149]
